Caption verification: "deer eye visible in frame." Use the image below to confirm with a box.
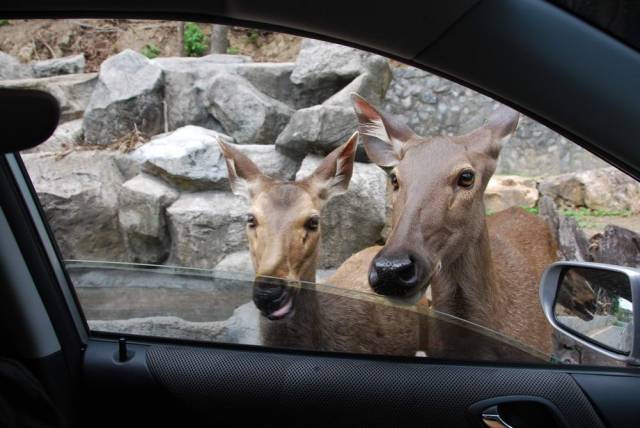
[389,172,399,191]
[246,213,257,228]
[305,215,320,231]
[457,170,475,188]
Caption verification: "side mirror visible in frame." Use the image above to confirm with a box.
[540,261,640,365]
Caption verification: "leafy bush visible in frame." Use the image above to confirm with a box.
[0,20,8,26]
[247,30,259,46]
[226,46,240,55]
[183,22,208,57]
[141,43,160,59]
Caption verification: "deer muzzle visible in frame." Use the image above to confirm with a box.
[368,250,433,300]
[253,276,297,320]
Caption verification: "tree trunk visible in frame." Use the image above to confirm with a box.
[210,25,230,54]
[178,22,186,56]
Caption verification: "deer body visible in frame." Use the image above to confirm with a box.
[328,95,557,356]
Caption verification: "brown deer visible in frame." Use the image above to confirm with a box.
[328,94,558,355]
[219,135,420,355]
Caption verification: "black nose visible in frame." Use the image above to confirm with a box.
[252,277,289,315]
[368,253,422,297]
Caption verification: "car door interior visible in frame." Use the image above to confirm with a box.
[2,1,640,427]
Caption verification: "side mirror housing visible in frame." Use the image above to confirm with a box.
[540,261,640,366]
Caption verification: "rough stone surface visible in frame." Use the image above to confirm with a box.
[484,175,539,213]
[538,196,560,245]
[235,62,334,109]
[128,126,233,191]
[538,186,588,262]
[558,216,591,262]
[83,50,164,145]
[204,73,293,145]
[32,54,85,77]
[118,174,179,264]
[87,301,260,344]
[21,151,127,261]
[382,67,608,175]
[151,54,250,131]
[275,104,356,157]
[540,167,640,212]
[25,119,83,153]
[0,52,32,80]
[590,225,640,268]
[234,144,301,181]
[581,168,640,212]
[166,192,249,269]
[0,72,97,122]
[323,71,390,108]
[215,251,254,275]
[128,126,299,191]
[290,39,390,91]
[296,156,388,268]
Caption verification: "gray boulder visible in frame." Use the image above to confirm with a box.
[484,175,539,213]
[538,195,590,261]
[558,216,591,262]
[0,72,97,122]
[83,49,164,145]
[128,126,299,191]
[21,151,127,261]
[151,54,251,131]
[128,126,233,191]
[166,192,249,269]
[275,104,356,157]
[296,156,388,268]
[88,316,229,341]
[204,73,293,145]
[215,251,254,275]
[539,167,640,212]
[590,225,640,267]
[290,39,390,91]
[234,62,334,109]
[0,52,32,80]
[323,71,391,108]
[118,173,180,264]
[88,300,261,344]
[32,54,85,78]
[235,144,301,181]
[538,196,561,245]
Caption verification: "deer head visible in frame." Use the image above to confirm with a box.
[219,134,358,319]
[351,94,520,301]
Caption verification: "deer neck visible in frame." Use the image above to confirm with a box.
[430,224,499,327]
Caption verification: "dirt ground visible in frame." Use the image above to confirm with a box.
[582,214,640,237]
[0,19,302,71]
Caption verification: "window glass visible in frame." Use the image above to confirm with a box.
[3,19,639,367]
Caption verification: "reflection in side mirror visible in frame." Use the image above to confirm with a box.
[540,262,640,366]
[555,267,632,354]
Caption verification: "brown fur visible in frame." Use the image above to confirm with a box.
[328,95,558,357]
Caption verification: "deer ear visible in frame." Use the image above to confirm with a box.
[308,132,358,201]
[483,104,520,158]
[351,93,416,167]
[218,138,265,199]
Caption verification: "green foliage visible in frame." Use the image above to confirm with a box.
[561,207,631,218]
[141,43,160,59]
[559,207,631,229]
[0,19,8,26]
[521,206,539,215]
[247,30,259,46]
[226,46,240,55]
[183,22,208,57]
